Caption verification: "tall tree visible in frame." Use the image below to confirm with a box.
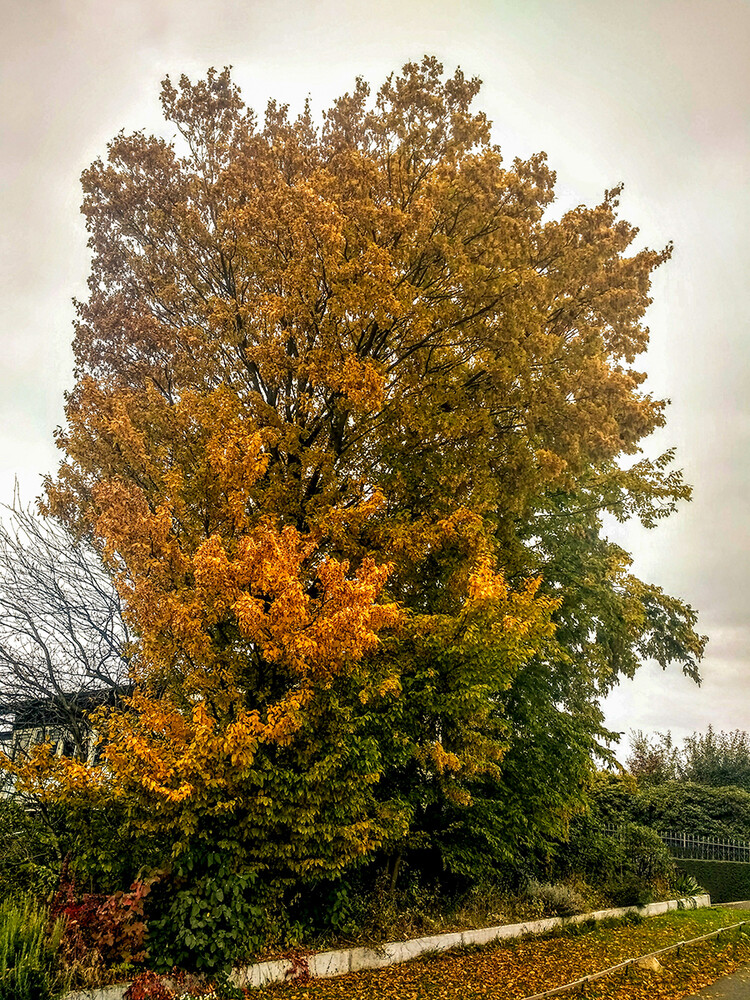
[628,728,750,791]
[682,728,750,789]
[17,58,705,960]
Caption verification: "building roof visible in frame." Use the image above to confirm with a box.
[1,686,132,730]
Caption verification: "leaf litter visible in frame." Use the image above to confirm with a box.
[253,908,750,999]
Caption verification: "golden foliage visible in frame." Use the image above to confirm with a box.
[17,58,702,897]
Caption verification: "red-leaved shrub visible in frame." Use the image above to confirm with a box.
[124,970,227,999]
[50,859,154,966]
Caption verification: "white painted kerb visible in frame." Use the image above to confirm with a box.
[64,894,710,998]
[230,894,710,989]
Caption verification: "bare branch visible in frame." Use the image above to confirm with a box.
[0,492,130,744]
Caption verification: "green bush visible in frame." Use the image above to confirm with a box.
[145,849,269,976]
[628,728,750,792]
[0,795,151,901]
[632,783,750,838]
[553,819,677,906]
[283,874,368,941]
[590,772,750,839]
[0,802,61,900]
[0,897,68,1000]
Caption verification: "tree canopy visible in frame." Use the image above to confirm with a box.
[4,57,707,969]
[628,728,750,792]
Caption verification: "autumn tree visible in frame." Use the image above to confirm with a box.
[627,730,681,786]
[24,58,705,966]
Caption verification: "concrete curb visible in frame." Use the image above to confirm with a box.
[65,893,710,997]
[230,894,710,989]
[66,990,129,1000]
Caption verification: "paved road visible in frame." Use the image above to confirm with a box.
[686,963,750,998]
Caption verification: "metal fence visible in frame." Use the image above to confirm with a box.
[601,825,750,863]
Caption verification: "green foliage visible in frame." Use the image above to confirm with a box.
[285,875,367,940]
[607,824,676,906]
[522,462,704,696]
[627,731,681,785]
[371,624,602,890]
[591,771,750,838]
[674,860,750,904]
[0,800,61,900]
[0,897,68,1000]
[0,793,149,901]
[634,783,750,838]
[682,728,750,790]
[552,819,677,907]
[673,871,705,897]
[145,849,269,976]
[57,798,147,895]
[628,727,750,792]
[322,882,364,937]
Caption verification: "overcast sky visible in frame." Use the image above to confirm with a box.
[1,0,748,755]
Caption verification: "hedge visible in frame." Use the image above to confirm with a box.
[676,860,750,903]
